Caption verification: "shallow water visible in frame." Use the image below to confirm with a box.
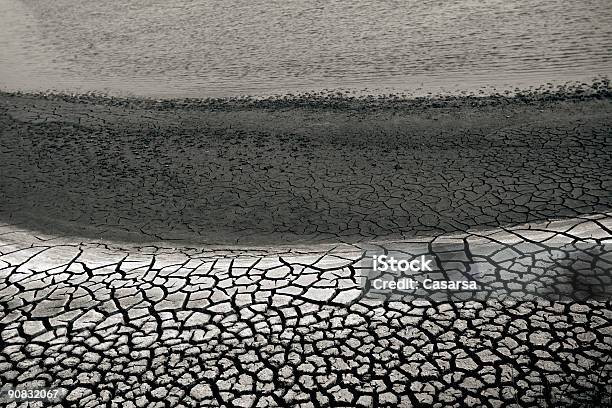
[1,0,611,98]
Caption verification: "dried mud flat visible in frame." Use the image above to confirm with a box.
[0,91,611,407]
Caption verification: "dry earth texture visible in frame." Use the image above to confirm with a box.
[0,91,611,407]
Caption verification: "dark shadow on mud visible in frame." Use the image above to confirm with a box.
[1,93,611,245]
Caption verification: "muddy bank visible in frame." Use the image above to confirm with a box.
[1,91,612,407]
[0,92,611,245]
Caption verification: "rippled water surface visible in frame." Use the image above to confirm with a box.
[1,0,611,97]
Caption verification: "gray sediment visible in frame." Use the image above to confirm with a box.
[1,86,611,245]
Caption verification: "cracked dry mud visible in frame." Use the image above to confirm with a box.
[0,94,611,407]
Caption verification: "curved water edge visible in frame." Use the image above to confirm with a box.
[2,77,611,111]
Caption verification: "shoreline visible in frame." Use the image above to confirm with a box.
[1,77,610,111]
[1,89,611,246]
